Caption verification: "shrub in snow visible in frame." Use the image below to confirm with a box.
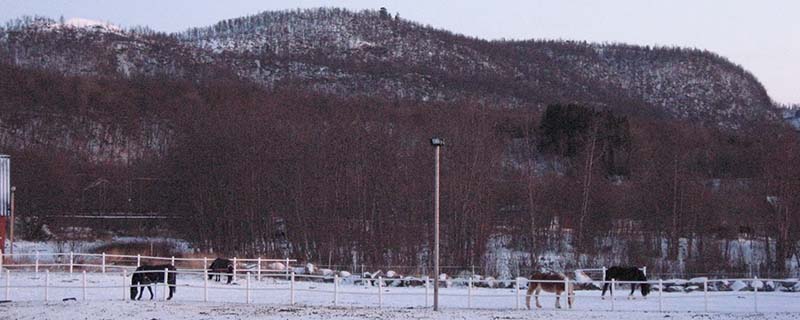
[685,285,700,292]
[752,280,764,290]
[340,274,358,285]
[266,262,286,271]
[483,276,497,288]
[665,279,688,286]
[730,280,747,292]
[305,263,315,274]
[383,271,402,287]
[402,276,425,287]
[664,285,685,293]
[292,267,306,274]
[688,277,708,286]
[319,268,334,277]
[516,277,528,289]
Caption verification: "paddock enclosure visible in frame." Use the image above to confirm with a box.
[2,251,799,314]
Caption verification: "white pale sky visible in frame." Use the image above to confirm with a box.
[1,0,797,104]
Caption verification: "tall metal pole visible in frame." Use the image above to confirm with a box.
[9,187,13,254]
[434,144,440,311]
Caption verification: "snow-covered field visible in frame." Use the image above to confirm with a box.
[1,271,799,319]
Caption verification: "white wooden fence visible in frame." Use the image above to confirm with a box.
[0,249,296,281]
[1,251,797,313]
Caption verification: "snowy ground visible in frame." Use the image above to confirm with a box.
[5,301,799,320]
[1,271,799,319]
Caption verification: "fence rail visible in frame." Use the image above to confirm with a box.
[0,249,296,281]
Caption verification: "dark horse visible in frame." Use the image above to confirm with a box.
[601,266,650,299]
[208,258,234,284]
[130,264,176,300]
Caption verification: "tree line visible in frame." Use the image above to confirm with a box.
[1,62,798,275]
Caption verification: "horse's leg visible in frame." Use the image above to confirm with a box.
[136,284,144,300]
[601,282,609,300]
[227,274,232,284]
[147,285,154,300]
[525,285,534,310]
[555,289,562,309]
[629,283,636,300]
[566,284,575,309]
[535,286,542,309]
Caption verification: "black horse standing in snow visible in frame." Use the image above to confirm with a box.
[208,258,234,284]
[130,264,176,300]
[601,266,650,299]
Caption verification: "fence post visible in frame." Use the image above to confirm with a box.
[703,278,708,312]
[35,251,40,274]
[565,276,570,309]
[82,270,87,301]
[122,270,127,301]
[285,258,290,280]
[163,268,169,301]
[753,277,758,313]
[602,266,607,283]
[611,278,615,311]
[69,251,74,274]
[232,257,237,282]
[102,253,106,273]
[334,274,339,306]
[0,249,3,271]
[204,267,209,302]
[378,276,383,308]
[468,276,473,308]
[257,258,262,281]
[6,269,11,300]
[425,276,430,308]
[137,254,141,267]
[515,278,521,310]
[44,269,49,301]
[642,266,647,277]
[658,279,663,312]
[171,256,175,267]
[203,257,208,270]
[290,272,295,305]
[4,269,8,300]
[246,272,251,304]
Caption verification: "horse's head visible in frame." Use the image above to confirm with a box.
[130,285,139,300]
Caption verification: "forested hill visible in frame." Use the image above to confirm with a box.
[0,8,776,126]
[1,9,797,276]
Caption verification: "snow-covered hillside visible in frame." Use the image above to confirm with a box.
[0,9,778,126]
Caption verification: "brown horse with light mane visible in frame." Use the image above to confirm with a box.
[526,272,574,309]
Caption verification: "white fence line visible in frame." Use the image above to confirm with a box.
[1,267,797,313]
[0,250,296,280]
